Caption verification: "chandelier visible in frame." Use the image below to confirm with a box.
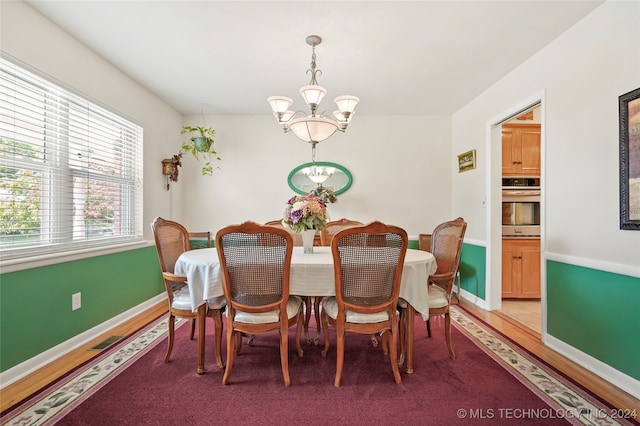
[267,35,359,147]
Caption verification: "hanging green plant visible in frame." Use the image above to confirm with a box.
[180,125,221,176]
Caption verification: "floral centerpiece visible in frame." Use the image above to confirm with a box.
[282,193,328,232]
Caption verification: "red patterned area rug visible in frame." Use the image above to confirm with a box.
[2,306,636,426]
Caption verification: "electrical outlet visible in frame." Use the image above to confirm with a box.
[72,292,81,311]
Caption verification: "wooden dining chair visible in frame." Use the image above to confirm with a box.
[419,232,462,305]
[401,217,467,361]
[320,218,363,246]
[319,219,382,347]
[321,221,408,386]
[188,231,211,249]
[150,217,226,373]
[216,221,304,387]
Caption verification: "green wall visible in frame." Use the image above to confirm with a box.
[3,243,638,383]
[459,243,486,300]
[0,246,163,372]
[547,261,640,380]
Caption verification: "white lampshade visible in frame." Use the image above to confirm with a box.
[300,85,327,108]
[267,96,293,114]
[334,95,360,114]
[288,116,338,143]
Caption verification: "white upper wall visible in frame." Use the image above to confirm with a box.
[452,0,640,271]
[1,1,184,240]
[179,114,453,236]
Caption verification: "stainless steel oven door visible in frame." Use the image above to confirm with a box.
[502,189,540,238]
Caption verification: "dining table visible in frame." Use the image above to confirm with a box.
[174,245,436,374]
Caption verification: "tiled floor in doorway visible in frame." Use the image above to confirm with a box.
[499,300,541,334]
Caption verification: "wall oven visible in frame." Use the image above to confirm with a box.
[502,177,540,238]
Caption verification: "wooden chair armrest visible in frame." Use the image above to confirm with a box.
[162,272,188,282]
[428,272,456,294]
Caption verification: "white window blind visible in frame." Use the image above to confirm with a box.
[0,57,143,260]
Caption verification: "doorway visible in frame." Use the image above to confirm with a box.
[486,96,546,338]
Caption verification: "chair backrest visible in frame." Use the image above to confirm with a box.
[188,231,211,249]
[320,218,364,246]
[151,217,190,274]
[430,217,467,278]
[418,234,432,253]
[216,221,294,314]
[331,221,408,314]
[265,219,303,246]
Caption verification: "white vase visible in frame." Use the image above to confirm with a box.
[301,229,316,254]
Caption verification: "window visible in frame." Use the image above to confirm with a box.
[0,57,143,260]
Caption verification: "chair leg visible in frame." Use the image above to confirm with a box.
[295,307,304,358]
[389,323,402,384]
[234,332,243,355]
[303,296,312,345]
[321,310,330,357]
[451,271,461,305]
[445,311,455,360]
[398,308,406,367]
[370,334,378,347]
[279,323,291,387]
[334,325,345,387]
[189,318,196,340]
[426,318,432,338]
[222,328,236,385]
[380,331,388,355]
[164,313,176,363]
[313,297,321,346]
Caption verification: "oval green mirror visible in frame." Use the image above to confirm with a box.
[287,161,353,195]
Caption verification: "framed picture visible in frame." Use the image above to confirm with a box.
[457,149,476,173]
[619,87,640,230]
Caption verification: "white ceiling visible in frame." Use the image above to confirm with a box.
[24,0,603,116]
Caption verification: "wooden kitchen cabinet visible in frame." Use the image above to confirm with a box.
[502,124,541,176]
[502,238,540,299]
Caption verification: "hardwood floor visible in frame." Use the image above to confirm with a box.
[2,301,638,418]
[0,302,167,412]
[497,299,541,334]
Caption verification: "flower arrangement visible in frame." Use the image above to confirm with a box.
[308,185,338,204]
[282,194,328,232]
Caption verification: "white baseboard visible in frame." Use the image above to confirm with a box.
[0,294,165,390]
[544,334,640,400]
[458,288,490,310]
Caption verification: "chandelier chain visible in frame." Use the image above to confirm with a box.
[306,44,322,86]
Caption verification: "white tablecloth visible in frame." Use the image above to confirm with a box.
[174,246,436,318]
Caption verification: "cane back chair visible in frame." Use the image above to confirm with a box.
[321,221,408,386]
[401,217,466,362]
[151,217,226,373]
[216,221,304,387]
